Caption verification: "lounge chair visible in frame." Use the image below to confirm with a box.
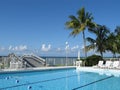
[112,61,120,69]
[93,61,104,68]
[102,61,113,68]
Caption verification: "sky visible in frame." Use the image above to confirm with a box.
[0,0,120,57]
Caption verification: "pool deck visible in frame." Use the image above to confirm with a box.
[0,66,76,73]
[76,67,120,77]
[1,66,120,76]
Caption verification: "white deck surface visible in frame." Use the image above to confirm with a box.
[1,66,120,77]
[0,66,76,73]
[76,67,120,77]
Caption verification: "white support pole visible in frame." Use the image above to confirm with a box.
[78,50,80,60]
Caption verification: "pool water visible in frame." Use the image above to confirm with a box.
[0,68,120,90]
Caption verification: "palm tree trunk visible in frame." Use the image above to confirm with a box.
[82,31,87,58]
[113,53,116,58]
[100,52,103,58]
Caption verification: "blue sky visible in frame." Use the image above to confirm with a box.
[0,0,120,57]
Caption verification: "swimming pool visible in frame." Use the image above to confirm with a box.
[0,68,120,90]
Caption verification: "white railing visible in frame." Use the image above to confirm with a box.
[22,53,46,63]
[31,54,46,62]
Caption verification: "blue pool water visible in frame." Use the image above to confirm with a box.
[0,68,120,90]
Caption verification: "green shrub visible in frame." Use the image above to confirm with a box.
[85,54,103,66]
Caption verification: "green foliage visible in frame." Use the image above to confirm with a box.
[85,54,103,66]
[66,7,96,58]
[86,25,110,57]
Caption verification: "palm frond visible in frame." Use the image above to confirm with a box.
[65,15,80,29]
[69,28,81,37]
[115,26,120,34]
[86,37,95,44]
[86,44,96,52]
[69,15,78,21]
[77,7,85,23]
[85,12,94,20]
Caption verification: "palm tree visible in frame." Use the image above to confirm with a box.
[114,26,120,54]
[106,33,117,57]
[115,26,120,34]
[115,26,120,44]
[116,36,120,54]
[86,25,110,57]
[106,26,120,57]
[65,7,96,58]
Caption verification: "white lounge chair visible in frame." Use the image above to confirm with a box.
[112,61,120,69]
[93,61,104,68]
[102,61,113,68]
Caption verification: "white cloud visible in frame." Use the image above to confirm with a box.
[57,48,61,51]
[48,44,51,49]
[65,45,69,50]
[0,47,5,51]
[19,45,27,51]
[8,45,12,50]
[41,44,51,52]
[8,45,27,51]
[71,45,79,51]
[56,48,65,52]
